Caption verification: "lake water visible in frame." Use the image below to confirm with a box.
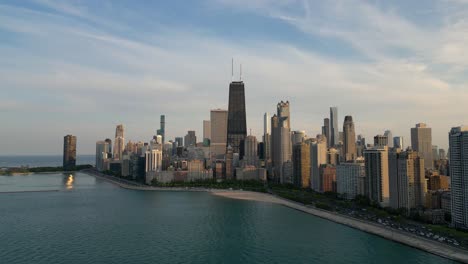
[0,173,456,263]
[0,155,95,168]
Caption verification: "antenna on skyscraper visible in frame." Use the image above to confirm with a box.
[240,64,242,81]
[231,58,234,82]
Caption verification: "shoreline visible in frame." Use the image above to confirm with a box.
[83,171,468,263]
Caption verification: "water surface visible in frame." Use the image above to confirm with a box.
[0,173,456,263]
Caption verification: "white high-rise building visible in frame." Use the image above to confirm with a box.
[271,101,292,184]
[449,126,468,229]
[264,113,270,135]
[310,139,327,191]
[337,162,365,200]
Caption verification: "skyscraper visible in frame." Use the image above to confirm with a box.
[373,135,388,147]
[291,130,306,145]
[389,149,426,210]
[157,115,165,144]
[113,124,125,160]
[337,162,365,200]
[293,142,310,188]
[449,126,468,229]
[210,109,228,160]
[243,135,258,167]
[310,138,327,191]
[271,101,292,183]
[322,118,331,147]
[384,130,393,148]
[203,120,211,142]
[184,131,196,147]
[364,146,390,207]
[63,135,76,170]
[330,107,339,146]
[343,116,356,161]
[393,136,404,149]
[411,123,433,169]
[226,81,247,157]
[96,140,110,171]
[263,113,271,162]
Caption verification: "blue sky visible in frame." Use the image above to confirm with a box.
[1,0,468,155]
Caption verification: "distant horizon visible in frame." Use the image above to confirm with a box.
[2,0,468,154]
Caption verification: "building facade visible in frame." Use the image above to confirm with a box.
[364,146,390,207]
[343,115,356,161]
[226,81,247,157]
[411,123,433,169]
[449,126,468,229]
[63,135,77,170]
[293,142,311,188]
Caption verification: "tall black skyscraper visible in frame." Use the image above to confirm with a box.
[226,81,247,157]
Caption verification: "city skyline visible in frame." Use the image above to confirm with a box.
[2,0,468,155]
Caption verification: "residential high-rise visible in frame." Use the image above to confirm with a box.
[393,136,404,149]
[293,142,310,188]
[373,135,388,147]
[263,113,271,162]
[343,115,356,161]
[113,124,125,160]
[175,137,183,149]
[63,135,76,170]
[449,126,468,229]
[310,139,327,191]
[184,131,196,147]
[203,120,211,142]
[384,130,393,148]
[157,115,165,144]
[243,135,258,167]
[389,149,426,210]
[439,148,447,160]
[330,107,339,146]
[364,146,390,207]
[271,101,292,183]
[95,140,110,171]
[291,130,306,145]
[322,118,331,147]
[210,109,228,160]
[226,81,247,157]
[337,162,365,200]
[411,123,433,169]
[432,145,439,163]
[356,135,366,157]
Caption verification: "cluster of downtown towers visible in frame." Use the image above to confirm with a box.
[78,79,468,230]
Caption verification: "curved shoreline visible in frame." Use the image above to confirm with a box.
[84,171,468,263]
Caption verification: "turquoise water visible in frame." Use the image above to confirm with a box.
[0,173,456,263]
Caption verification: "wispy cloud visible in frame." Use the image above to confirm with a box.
[1,0,467,154]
